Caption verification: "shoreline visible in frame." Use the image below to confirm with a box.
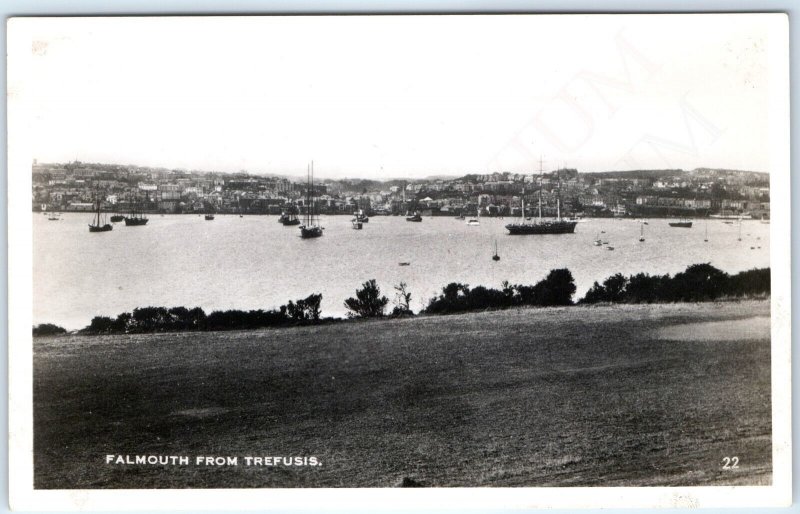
[34,296,772,340]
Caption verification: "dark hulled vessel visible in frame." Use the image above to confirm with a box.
[124,193,149,226]
[281,204,301,226]
[299,161,324,239]
[506,219,577,235]
[88,199,112,232]
[505,161,576,235]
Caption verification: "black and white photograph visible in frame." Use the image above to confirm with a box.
[7,13,791,510]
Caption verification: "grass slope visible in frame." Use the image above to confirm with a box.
[34,301,771,488]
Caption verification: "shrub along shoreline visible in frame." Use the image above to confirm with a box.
[32,264,770,337]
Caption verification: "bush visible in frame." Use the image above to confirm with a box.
[670,263,729,301]
[32,323,67,337]
[530,268,576,306]
[579,264,770,304]
[424,269,577,315]
[580,273,628,304]
[286,293,322,321]
[83,316,116,334]
[344,279,389,318]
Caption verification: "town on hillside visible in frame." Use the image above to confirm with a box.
[32,161,771,219]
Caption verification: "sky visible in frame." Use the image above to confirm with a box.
[12,14,785,178]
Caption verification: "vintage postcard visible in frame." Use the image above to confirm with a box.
[7,14,791,510]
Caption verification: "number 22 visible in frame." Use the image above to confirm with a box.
[722,456,739,469]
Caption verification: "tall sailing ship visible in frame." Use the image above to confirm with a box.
[88,198,112,232]
[505,159,577,235]
[299,161,324,238]
[124,192,149,226]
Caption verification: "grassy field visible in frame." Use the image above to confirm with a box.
[34,301,771,488]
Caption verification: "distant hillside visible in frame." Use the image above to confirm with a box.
[689,168,768,179]
[582,169,685,179]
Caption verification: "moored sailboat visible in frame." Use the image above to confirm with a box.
[281,204,301,226]
[505,161,577,235]
[299,161,324,238]
[124,192,149,226]
[88,198,112,232]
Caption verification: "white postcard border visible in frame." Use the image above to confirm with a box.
[6,13,792,510]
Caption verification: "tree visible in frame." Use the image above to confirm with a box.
[602,273,628,302]
[391,282,414,317]
[344,279,389,318]
[671,263,728,301]
[33,323,67,337]
[286,293,322,321]
[83,316,116,334]
[532,268,576,306]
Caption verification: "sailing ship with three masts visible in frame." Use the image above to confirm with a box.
[299,161,324,238]
[505,158,577,235]
[124,191,149,226]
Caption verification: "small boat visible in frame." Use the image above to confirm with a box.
[399,262,410,266]
[406,212,422,222]
[110,214,124,222]
[639,223,645,242]
[467,206,481,226]
[47,213,61,221]
[710,211,747,220]
[88,199,112,232]
[492,240,500,261]
[205,214,215,220]
[704,222,709,243]
[593,232,602,246]
[668,220,692,228]
[352,219,363,230]
[455,214,465,220]
[606,246,615,251]
[356,210,369,223]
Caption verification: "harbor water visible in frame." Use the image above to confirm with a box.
[33,213,771,330]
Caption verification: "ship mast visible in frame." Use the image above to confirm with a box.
[305,163,310,226]
[310,161,313,226]
[557,173,561,221]
[538,156,543,221]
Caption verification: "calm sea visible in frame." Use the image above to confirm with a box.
[33,213,771,329]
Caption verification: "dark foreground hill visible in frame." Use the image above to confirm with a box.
[34,301,771,488]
